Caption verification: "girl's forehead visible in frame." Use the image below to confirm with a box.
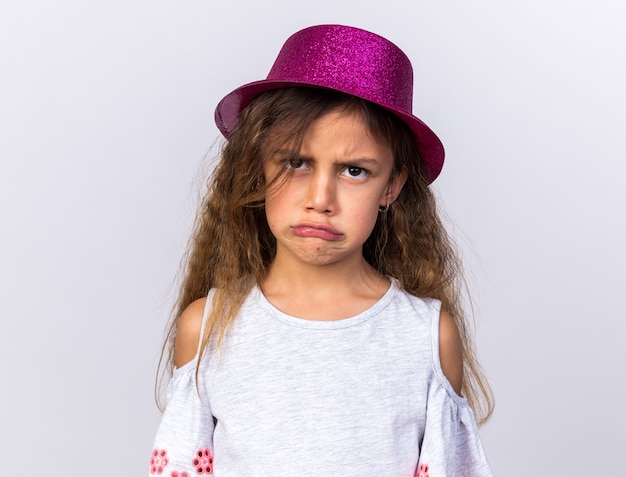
[292,110,392,167]
[306,108,365,132]
[302,108,391,152]
[261,102,393,161]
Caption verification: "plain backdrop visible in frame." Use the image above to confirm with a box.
[1,1,624,475]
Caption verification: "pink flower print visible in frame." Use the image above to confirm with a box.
[416,462,430,477]
[150,449,169,475]
[171,472,190,477]
[192,448,214,474]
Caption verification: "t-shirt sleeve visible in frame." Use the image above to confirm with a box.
[417,381,492,477]
[416,301,492,477]
[149,361,215,476]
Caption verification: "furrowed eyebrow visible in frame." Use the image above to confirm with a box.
[272,152,381,168]
[336,158,380,167]
[273,151,311,162]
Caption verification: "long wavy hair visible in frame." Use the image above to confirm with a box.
[157,88,494,425]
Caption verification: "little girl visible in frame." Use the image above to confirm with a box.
[149,24,494,477]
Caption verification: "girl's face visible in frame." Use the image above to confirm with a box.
[263,108,407,270]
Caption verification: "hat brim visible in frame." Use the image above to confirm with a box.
[215,80,444,183]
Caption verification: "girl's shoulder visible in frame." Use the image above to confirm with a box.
[396,287,463,396]
[437,310,463,396]
[174,297,207,368]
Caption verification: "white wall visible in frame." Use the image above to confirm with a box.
[1,1,624,475]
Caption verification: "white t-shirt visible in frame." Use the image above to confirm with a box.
[149,280,492,477]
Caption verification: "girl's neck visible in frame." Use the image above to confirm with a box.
[260,255,390,321]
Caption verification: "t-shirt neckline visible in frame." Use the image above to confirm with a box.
[252,278,400,330]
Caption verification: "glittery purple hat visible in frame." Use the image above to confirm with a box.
[215,24,444,183]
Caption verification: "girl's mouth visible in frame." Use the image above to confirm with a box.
[291,223,343,241]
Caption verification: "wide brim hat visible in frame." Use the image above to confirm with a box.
[215,24,445,183]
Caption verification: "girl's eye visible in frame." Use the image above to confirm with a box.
[342,166,368,179]
[286,158,308,171]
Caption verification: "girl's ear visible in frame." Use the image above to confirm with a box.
[381,166,408,206]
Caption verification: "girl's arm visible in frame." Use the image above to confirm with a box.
[149,296,215,477]
[416,308,492,476]
[174,297,207,368]
[438,310,463,396]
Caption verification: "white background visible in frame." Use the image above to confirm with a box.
[1,1,624,475]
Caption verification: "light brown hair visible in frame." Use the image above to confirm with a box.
[157,88,494,424]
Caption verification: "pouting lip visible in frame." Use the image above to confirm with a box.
[291,222,343,235]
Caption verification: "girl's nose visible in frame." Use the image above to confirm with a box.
[305,171,336,213]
